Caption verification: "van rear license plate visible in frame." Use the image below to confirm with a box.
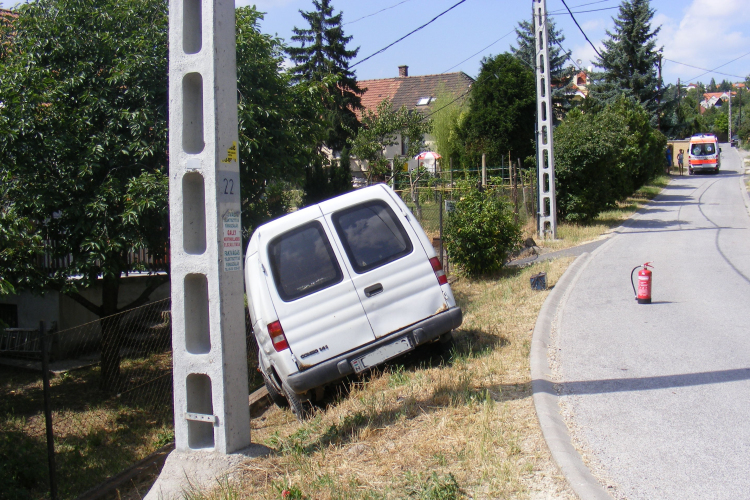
[351,337,413,373]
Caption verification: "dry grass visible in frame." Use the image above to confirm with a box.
[193,258,579,500]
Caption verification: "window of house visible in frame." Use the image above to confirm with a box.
[416,97,431,106]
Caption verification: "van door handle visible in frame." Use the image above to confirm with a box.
[364,283,384,297]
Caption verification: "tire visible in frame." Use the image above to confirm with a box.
[282,381,309,420]
[258,350,287,407]
[263,371,288,408]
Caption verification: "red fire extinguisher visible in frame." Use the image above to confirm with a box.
[630,262,653,304]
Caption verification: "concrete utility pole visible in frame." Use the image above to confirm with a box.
[728,88,733,145]
[533,0,557,238]
[168,0,251,454]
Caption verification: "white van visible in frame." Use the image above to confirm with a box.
[688,134,721,175]
[244,184,462,418]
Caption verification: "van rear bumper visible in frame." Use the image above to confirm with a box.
[285,306,463,394]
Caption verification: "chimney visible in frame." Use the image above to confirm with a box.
[398,65,409,78]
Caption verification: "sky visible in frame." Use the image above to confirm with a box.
[239,0,750,86]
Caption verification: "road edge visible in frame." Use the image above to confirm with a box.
[530,252,613,500]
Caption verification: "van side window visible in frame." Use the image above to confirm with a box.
[332,200,413,274]
[268,222,343,302]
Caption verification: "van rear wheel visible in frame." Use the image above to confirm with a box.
[263,372,288,408]
[282,381,310,420]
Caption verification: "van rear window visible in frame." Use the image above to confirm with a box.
[691,143,716,156]
[332,200,413,274]
[268,222,343,302]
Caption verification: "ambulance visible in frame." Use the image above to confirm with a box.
[688,134,721,175]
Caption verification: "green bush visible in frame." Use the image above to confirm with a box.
[554,96,666,222]
[443,186,521,276]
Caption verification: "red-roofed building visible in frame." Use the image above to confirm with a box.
[350,65,474,180]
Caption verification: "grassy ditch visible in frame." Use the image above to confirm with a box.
[192,258,578,500]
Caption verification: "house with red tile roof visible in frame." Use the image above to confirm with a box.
[350,65,474,181]
[700,91,734,113]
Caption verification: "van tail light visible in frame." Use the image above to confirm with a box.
[429,257,448,285]
[267,320,289,352]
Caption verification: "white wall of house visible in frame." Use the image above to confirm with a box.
[0,275,170,332]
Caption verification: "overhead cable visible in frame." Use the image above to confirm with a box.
[681,52,750,82]
[441,29,515,74]
[343,0,413,26]
[350,0,469,69]
[560,0,603,59]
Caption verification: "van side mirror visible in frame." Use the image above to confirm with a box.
[719,147,722,152]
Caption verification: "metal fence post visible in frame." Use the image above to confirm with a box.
[439,190,444,268]
[40,320,58,500]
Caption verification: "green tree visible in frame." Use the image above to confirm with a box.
[351,98,429,184]
[554,97,665,221]
[592,0,662,124]
[511,17,576,117]
[430,86,469,172]
[235,7,330,229]
[287,0,364,153]
[0,0,169,389]
[460,53,536,169]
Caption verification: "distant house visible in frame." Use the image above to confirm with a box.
[566,70,589,101]
[352,65,474,180]
[700,91,734,113]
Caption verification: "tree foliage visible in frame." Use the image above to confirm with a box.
[460,53,536,169]
[430,87,469,170]
[351,98,429,183]
[287,0,363,153]
[236,7,330,228]
[591,0,662,123]
[554,97,666,222]
[0,0,170,389]
[443,186,521,277]
[0,0,170,308]
[511,17,576,118]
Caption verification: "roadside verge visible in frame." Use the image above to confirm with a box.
[530,252,612,500]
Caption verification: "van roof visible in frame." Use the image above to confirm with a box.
[690,135,718,144]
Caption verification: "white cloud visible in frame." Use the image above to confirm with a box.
[659,0,750,82]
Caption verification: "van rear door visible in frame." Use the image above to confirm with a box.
[259,208,376,368]
[323,188,446,339]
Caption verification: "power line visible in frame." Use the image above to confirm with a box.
[441,29,515,74]
[686,50,750,82]
[350,0,469,69]
[560,0,603,59]
[664,58,746,80]
[343,0,413,26]
[547,6,619,16]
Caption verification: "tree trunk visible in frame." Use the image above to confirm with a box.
[99,274,122,391]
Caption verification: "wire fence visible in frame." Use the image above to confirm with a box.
[390,165,540,275]
[0,298,259,500]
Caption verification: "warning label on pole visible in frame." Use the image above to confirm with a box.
[222,210,242,272]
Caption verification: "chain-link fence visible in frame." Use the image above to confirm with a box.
[0,298,260,500]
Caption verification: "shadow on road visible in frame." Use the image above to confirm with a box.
[535,367,750,396]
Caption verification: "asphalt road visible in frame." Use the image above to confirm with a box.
[553,145,750,499]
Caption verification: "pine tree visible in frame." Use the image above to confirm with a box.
[511,17,568,80]
[287,0,364,153]
[511,16,576,118]
[592,0,662,122]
